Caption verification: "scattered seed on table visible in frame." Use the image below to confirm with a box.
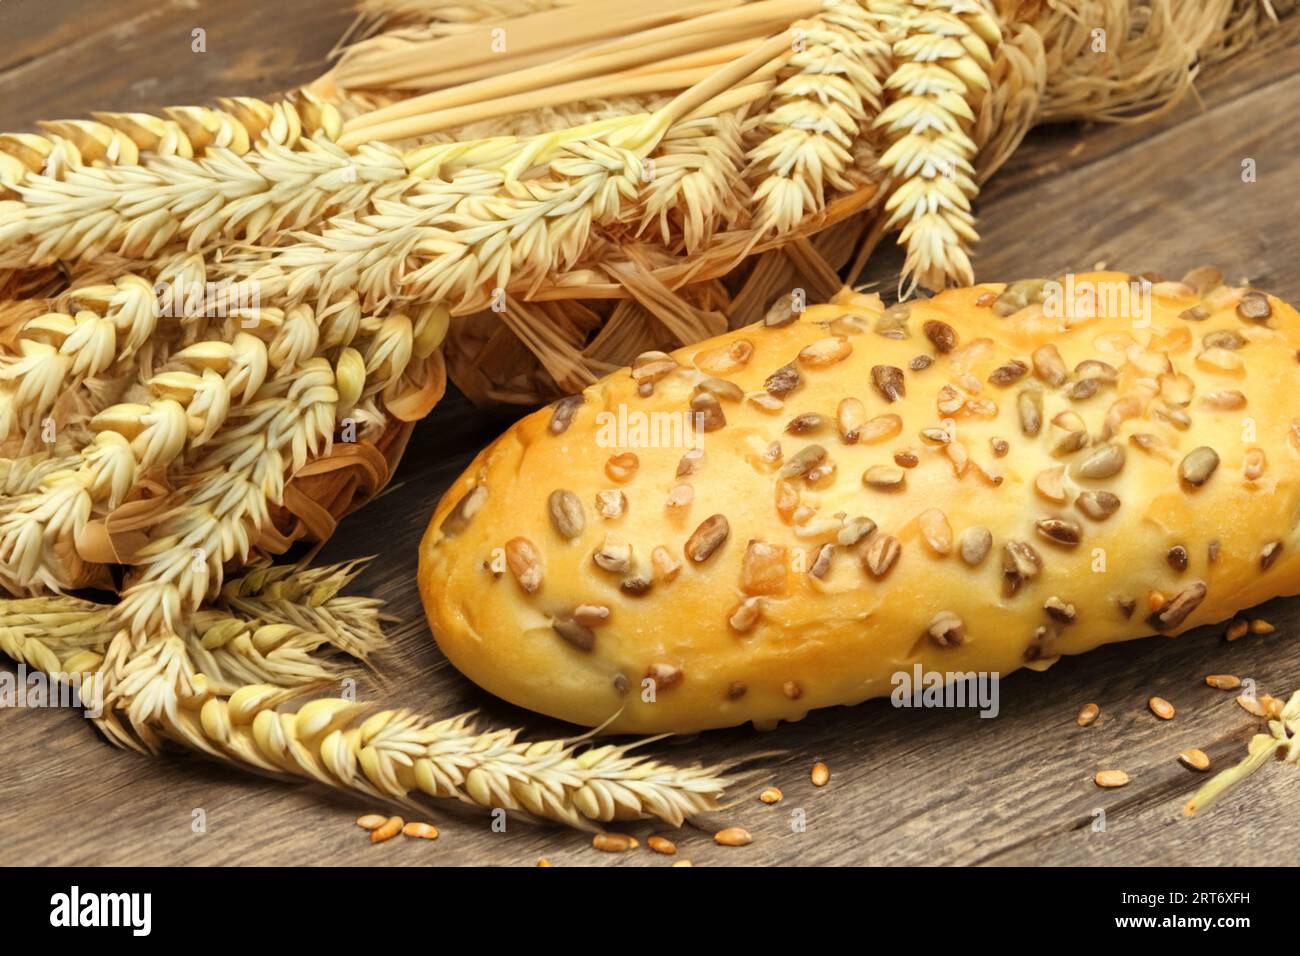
[1261,695,1284,719]
[672,860,694,867]
[759,786,784,804]
[1250,619,1275,635]
[356,814,387,831]
[1205,674,1241,690]
[592,833,636,852]
[715,827,753,847]
[1095,770,1130,788]
[537,858,552,867]
[1178,749,1211,772]
[811,762,830,787]
[1236,695,1267,717]
[1076,703,1099,727]
[1225,620,1248,642]
[1148,696,1176,720]
[403,822,439,840]
[647,835,677,856]
[370,816,404,843]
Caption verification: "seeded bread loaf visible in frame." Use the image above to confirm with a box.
[419,271,1300,734]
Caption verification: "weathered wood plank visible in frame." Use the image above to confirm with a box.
[0,0,353,128]
[2,0,1298,867]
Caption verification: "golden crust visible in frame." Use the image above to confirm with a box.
[420,273,1300,733]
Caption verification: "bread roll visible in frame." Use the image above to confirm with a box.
[419,271,1300,734]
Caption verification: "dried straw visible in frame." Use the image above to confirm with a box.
[1033,0,1291,123]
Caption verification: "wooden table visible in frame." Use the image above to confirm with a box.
[2,1,1299,866]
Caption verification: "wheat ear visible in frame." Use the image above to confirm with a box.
[1,255,436,615]
[636,109,750,254]
[0,563,731,830]
[106,342,350,636]
[0,273,158,446]
[71,348,332,628]
[237,142,646,314]
[748,0,891,235]
[0,561,386,694]
[0,97,408,271]
[870,0,1001,294]
[1,95,342,178]
[0,272,174,593]
[219,35,795,315]
[0,266,233,593]
[184,692,730,828]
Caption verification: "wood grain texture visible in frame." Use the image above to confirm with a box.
[2,0,1299,867]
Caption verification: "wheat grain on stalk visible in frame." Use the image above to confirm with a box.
[0,562,729,827]
[0,257,447,622]
[0,0,1295,834]
[0,96,412,270]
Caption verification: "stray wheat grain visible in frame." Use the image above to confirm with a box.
[1178,749,1211,772]
[1205,674,1241,690]
[1236,695,1267,717]
[715,827,753,847]
[593,833,636,853]
[1148,697,1176,720]
[371,816,404,843]
[647,835,677,856]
